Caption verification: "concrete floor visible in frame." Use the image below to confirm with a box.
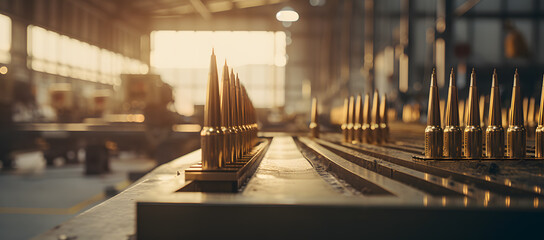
[0,152,155,240]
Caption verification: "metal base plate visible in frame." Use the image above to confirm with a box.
[183,139,270,191]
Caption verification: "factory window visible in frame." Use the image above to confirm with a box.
[0,14,11,64]
[27,25,148,85]
[150,31,286,115]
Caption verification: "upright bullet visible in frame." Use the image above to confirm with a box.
[353,94,363,143]
[341,98,350,143]
[443,68,462,158]
[536,75,544,158]
[234,74,245,159]
[425,69,443,158]
[229,69,241,161]
[479,95,487,128]
[459,100,466,127]
[528,97,536,136]
[380,94,389,143]
[486,69,504,158]
[347,96,355,143]
[507,69,526,158]
[220,61,234,164]
[370,90,382,144]
[310,97,320,138]
[464,68,483,158]
[240,83,250,152]
[362,93,372,143]
[201,50,223,169]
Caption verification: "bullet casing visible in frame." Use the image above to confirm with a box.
[443,126,462,158]
[341,98,350,143]
[507,126,526,158]
[309,97,319,138]
[370,90,382,144]
[463,126,482,158]
[485,125,504,157]
[362,94,372,143]
[536,126,544,158]
[352,95,362,143]
[201,127,224,169]
[425,126,443,158]
[379,95,389,143]
[347,96,355,143]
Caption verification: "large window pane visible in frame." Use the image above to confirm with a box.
[150,31,286,111]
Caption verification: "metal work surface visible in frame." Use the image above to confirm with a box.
[35,131,544,239]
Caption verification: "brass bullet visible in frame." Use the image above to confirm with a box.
[370,90,382,144]
[237,77,249,154]
[201,50,223,169]
[443,68,462,158]
[506,69,526,158]
[309,97,320,138]
[523,97,529,128]
[234,73,244,159]
[463,68,483,159]
[535,75,544,158]
[362,93,372,143]
[502,107,509,128]
[347,96,355,143]
[486,69,504,158]
[479,95,487,128]
[341,98,350,143]
[425,69,443,158]
[220,61,234,164]
[243,87,258,147]
[528,97,536,137]
[352,95,363,143]
[380,94,389,143]
[240,83,248,153]
[229,69,241,161]
[459,100,465,127]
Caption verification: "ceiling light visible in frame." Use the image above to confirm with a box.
[276,7,299,22]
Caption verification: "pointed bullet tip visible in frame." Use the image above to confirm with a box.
[514,69,519,86]
[449,69,456,87]
[470,69,476,87]
[430,70,438,87]
[492,69,498,87]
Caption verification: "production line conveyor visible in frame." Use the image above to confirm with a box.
[35,123,544,239]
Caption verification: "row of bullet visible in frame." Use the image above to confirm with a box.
[425,68,544,159]
[339,90,389,144]
[201,50,258,170]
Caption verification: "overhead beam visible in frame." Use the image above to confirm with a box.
[189,0,212,20]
